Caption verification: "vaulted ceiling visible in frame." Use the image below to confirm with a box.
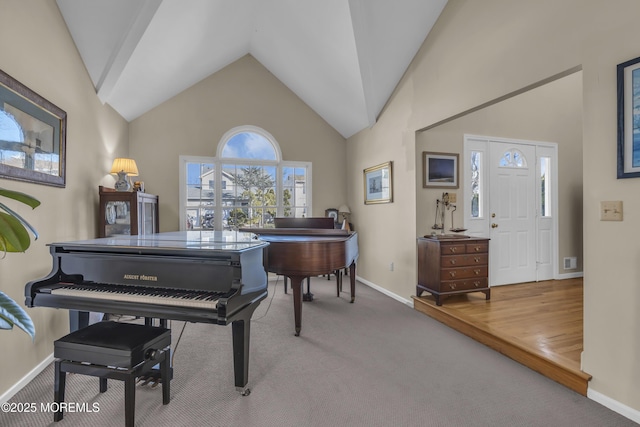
[56,0,447,138]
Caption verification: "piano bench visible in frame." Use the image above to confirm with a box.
[53,321,171,427]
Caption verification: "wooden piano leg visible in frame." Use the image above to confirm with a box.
[289,275,306,336]
[349,262,356,303]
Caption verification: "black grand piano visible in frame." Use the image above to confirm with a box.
[25,231,269,396]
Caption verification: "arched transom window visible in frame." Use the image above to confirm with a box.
[180,125,311,230]
[498,148,528,168]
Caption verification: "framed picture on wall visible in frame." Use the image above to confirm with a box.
[364,161,393,204]
[617,55,640,179]
[0,69,67,187]
[422,152,459,188]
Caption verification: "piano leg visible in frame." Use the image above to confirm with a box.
[69,310,89,333]
[349,262,356,303]
[302,277,313,302]
[289,275,307,336]
[285,276,313,301]
[231,299,264,397]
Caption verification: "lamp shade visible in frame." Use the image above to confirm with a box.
[110,158,139,176]
[338,204,350,214]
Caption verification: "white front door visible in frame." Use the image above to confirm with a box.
[488,141,537,286]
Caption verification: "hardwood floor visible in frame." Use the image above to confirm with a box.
[412,278,592,395]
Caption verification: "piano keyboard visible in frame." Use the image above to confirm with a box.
[49,283,224,310]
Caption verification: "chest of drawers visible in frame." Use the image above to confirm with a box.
[416,236,490,306]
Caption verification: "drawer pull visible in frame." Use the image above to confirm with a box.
[449,283,457,290]
[474,246,481,252]
[473,257,480,263]
[473,281,481,288]
[449,247,457,253]
[449,271,457,278]
[449,259,457,265]
[474,269,481,275]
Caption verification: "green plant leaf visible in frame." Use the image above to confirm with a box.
[0,291,35,339]
[0,202,39,241]
[0,211,30,252]
[0,188,40,209]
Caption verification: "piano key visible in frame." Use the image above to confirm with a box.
[50,284,222,310]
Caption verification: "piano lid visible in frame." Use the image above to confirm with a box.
[49,230,268,254]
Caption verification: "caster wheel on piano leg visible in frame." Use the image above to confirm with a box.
[238,387,251,396]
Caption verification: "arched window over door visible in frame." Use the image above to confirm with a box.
[498,148,528,168]
[179,126,311,230]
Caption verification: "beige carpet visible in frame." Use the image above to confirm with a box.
[0,277,636,426]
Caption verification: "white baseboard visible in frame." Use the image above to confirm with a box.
[556,271,584,280]
[0,353,53,405]
[356,275,413,308]
[588,388,640,424]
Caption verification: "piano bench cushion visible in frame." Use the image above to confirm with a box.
[54,321,171,368]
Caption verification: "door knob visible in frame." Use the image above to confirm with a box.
[491,223,498,228]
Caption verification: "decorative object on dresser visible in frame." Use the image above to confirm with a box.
[110,158,139,191]
[416,235,490,306]
[99,186,158,237]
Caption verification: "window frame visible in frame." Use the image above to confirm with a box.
[179,126,312,231]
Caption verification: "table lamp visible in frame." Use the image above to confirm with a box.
[338,204,351,231]
[110,158,139,191]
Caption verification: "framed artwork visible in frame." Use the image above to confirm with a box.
[617,56,640,179]
[364,161,393,204]
[325,208,339,222]
[0,69,66,187]
[422,152,459,188]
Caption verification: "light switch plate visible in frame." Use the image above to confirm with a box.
[601,201,623,221]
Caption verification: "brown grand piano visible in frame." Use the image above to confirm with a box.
[243,224,358,336]
[25,231,269,396]
[274,216,336,300]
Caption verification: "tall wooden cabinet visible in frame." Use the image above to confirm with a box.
[417,235,490,305]
[98,186,159,237]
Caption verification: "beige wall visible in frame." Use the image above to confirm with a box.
[129,54,346,231]
[347,0,640,415]
[416,71,584,274]
[0,0,129,396]
[3,0,640,419]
